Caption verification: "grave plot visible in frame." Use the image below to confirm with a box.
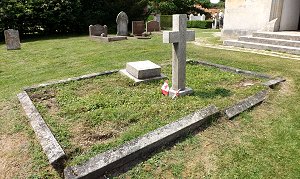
[26,63,267,172]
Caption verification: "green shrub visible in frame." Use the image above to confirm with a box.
[187,20,213,29]
[160,15,172,30]
[147,15,154,21]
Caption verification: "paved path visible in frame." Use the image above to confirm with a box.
[193,38,300,61]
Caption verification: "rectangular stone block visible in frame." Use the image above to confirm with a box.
[100,36,127,42]
[90,36,127,42]
[64,105,219,179]
[24,70,118,92]
[17,91,66,166]
[4,29,21,50]
[132,21,145,36]
[225,90,268,119]
[126,60,161,79]
[262,77,286,88]
[146,20,160,32]
[89,24,108,37]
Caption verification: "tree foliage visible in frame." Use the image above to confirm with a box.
[0,0,149,37]
[0,0,219,38]
[197,0,225,9]
[149,0,200,15]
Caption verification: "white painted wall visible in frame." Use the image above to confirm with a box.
[280,0,300,31]
[222,0,274,39]
[223,0,272,31]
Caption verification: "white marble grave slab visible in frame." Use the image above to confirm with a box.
[126,60,161,79]
[120,60,166,83]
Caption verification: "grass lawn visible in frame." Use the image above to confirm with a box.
[1,29,300,178]
[28,64,264,167]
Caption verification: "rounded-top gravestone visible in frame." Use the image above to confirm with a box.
[116,11,129,36]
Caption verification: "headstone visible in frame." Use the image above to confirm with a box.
[219,11,224,28]
[189,14,202,21]
[120,60,166,83]
[212,17,217,29]
[201,14,206,21]
[212,13,219,29]
[4,29,21,50]
[89,24,108,37]
[116,11,128,36]
[154,14,161,23]
[146,20,160,32]
[132,21,145,36]
[163,14,195,97]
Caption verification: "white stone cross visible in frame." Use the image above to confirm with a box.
[163,14,195,96]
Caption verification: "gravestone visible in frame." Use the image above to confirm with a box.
[189,14,194,20]
[132,21,145,36]
[189,14,202,21]
[212,13,218,29]
[163,14,195,97]
[201,14,206,21]
[120,60,166,83]
[89,24,108,37]
[116,11,128,36]
[154,14,161,24]
[146,20,160,32]
[219,11,224,28]
[4,29,21,50]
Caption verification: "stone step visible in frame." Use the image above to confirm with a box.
[224,40,300,55]
[239,36,300,48]
[253,32,300,41]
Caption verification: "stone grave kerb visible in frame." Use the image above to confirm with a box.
[163,14,195,97]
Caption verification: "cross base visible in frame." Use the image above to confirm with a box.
[169,87,193,97]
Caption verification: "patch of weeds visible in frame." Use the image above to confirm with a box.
[13,123,25,133]
[171,163,184,177]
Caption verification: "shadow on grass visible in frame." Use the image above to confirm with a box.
[193,88,232,99]
[20,34,87,43]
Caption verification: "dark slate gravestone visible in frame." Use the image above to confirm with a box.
[4,29,21,50]
[132,21,145,36]
[146,20,160,32]
[89,24,108,37]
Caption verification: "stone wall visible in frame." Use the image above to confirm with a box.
[222,0,273,40]
[280,0,300,31]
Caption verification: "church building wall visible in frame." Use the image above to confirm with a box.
[222,0,273,40]
[280,0,300,31]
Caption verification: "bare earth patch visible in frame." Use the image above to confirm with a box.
[0,133,31,178]
[70,122,121,150]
